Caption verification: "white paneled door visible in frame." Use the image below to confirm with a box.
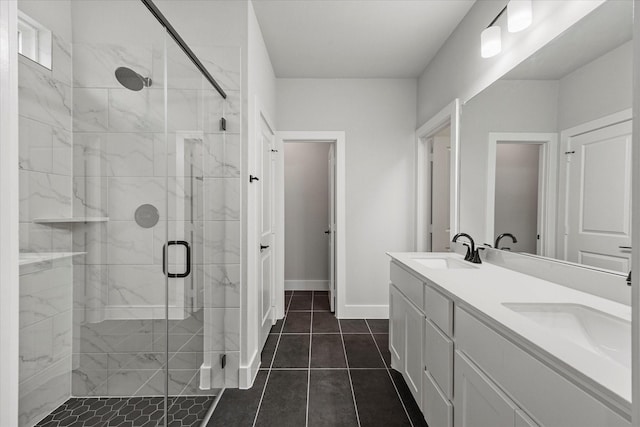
[565,120,632,273]
[258,115,276,345]
[328,144,336,312]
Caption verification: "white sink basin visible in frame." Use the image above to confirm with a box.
[412,257,475,269]
[503,303,630,369]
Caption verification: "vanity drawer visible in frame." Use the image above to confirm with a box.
[390,262,424,311]
[423,370,453,427]
[425,285,453,336]
[455,307,630,427]
[425,318,453,399]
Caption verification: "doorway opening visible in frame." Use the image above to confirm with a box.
[494,142,543,253]
[486,132,558,257]
[283,142,335,312]
[275,132,345,319]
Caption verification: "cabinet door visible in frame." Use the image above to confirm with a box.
[389,285,406,372]
[425,318,453,399]
[454,351,517,427]
[424,370,453,427]
[403,298,424,406]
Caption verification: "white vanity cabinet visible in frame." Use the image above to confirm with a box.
[387,256,631,427]
[455,307,629,427]
[423,284,454,427]
[454,350,520,427]
[389,262,425,406]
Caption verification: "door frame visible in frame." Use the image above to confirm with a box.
[275,131,346,318]
[486,132,558,257]
[415,99,460,252]
[0,1,19,424]
[558,109,632,260]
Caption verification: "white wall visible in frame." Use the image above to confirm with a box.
[277,78,417,317]
[558,40,632,130]
[459,80,558,240]
[417,0,604,125]
[284,142,330,282]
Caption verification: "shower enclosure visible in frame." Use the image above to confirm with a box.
[17,0,240,425]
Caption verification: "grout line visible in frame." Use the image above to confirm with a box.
[365,319,415,427]
[305,292,314,427]
[338,317,362,427]
[251,287,293,427]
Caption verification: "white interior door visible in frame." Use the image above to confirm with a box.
[431,134,451,251]
[258,116,275,344]
[565,120,632,272]
[328,144,336,312]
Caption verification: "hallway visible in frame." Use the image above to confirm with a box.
[208,290,426,426]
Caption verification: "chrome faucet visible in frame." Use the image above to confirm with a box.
[495,233,517,250]
[452,233,476,262]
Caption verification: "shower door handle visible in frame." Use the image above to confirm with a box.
[163,240,191,278]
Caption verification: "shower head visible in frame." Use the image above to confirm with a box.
[115,66,152,91]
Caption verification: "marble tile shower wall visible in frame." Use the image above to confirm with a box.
[70,43,242,397]
[18,33,74,427]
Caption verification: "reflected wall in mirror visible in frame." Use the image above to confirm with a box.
[459,0,632,273]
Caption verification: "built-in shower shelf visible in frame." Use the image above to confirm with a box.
[19,252,87,266]
[33,217,110,224]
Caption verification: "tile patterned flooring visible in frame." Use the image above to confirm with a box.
[208,290,427,427]
[35,396,214,427]
[34,290,425,427]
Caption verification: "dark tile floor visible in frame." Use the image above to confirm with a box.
[208,290,427,427]
[35,396,214,427]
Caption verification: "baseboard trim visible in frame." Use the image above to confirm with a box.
[339,304,389,319]
[285,280,329,291]
[238,350,260,390]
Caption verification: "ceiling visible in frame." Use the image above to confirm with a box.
[252,0,475,79]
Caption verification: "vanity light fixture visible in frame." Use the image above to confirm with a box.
[481,5,506,58]
[481,1,533,58]
[508,0,533,33]
[481,26,502,58]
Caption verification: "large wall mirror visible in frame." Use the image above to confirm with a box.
[459,0,632,274]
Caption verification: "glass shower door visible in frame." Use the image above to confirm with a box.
[163,33,240,414]
[161,33,221,417]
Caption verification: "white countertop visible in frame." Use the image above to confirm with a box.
[387,252,631,410]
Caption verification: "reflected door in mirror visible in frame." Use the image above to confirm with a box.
[566,120,632,273]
